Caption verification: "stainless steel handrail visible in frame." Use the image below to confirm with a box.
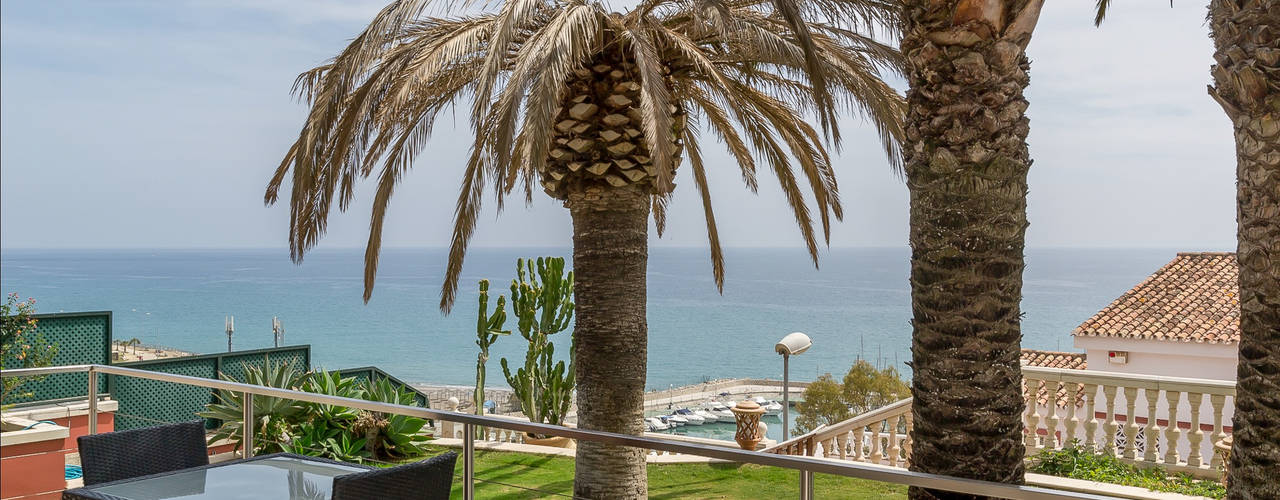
[1,365,1119,500]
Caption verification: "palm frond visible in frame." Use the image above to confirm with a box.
[267,0,905,310]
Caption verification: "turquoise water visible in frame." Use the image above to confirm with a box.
[0,247,1180,389]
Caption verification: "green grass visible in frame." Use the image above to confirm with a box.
[406,445,906,499]
[1028,445,1226,499]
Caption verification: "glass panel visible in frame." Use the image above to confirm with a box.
[91,456,366,500]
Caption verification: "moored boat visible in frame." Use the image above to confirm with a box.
[674,408,706,425]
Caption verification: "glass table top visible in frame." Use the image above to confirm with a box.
[88,456,368,500]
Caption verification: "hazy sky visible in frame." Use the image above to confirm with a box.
[0,1,1237,252]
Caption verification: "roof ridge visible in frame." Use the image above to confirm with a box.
[1020,348,1084,356]
[1176,251,1235,256]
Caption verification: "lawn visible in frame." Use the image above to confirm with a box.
[410,445,907,499]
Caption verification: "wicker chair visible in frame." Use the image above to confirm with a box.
[77,420,210,486]
[331,451,457,500]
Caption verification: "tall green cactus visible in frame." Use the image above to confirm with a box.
[474,280,509,419]
[500,257,575,431]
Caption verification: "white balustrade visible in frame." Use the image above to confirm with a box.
[763,398,913,468]
[765,367,1234,479]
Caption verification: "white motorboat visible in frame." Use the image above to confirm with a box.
[752,396,784,416]
[693,408,721,423]
[646,417,671,431]
[706,402,735,422]
[663,414,687,427]
[673,408,706,425]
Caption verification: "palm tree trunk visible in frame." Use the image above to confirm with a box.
[901,1,1042,497]
[568,185,649,500]
[1208,1,1280,497]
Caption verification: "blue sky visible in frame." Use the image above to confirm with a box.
[0,0,1237,251]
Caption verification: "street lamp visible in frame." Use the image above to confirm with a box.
[775,332,811,441]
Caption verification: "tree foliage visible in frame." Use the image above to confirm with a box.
[1,293,57,403]
[794,360,909,434]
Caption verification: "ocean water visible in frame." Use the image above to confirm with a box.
[0,247,1180,390]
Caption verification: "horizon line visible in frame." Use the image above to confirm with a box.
[0,244,1235,251]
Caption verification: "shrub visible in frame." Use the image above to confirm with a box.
[200,362,431,463]
[1,293,58,403]
[1028,443,1225,498]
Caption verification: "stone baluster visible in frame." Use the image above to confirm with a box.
[902,412,913,467]
[1083,383,1099,449]
[1046,380,1063,449]
[1102,385,1119,457]
[1122,386,1140,460]
[1209,394,1227,469]
[836,431,849,460]
[853,426,865,461]
[1024,375,1041,451]
[1164,390,1182,465]
[887,419,900,467]
[1186,392,1205,467]
[1144,388,1161,463]
[870,424,883,463]
[820,437,835,458]
[1064,382,1082,447]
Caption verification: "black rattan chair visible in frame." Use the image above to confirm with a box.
[331,451,457,500]
[77,420,210,486]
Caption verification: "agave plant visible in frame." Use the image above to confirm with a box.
[266,0,904,495]
[354,377,431,459]
[198,360,310,454]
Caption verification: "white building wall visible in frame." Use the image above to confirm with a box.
[1074,336,1237,381]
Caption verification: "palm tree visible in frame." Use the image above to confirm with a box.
[1095,2,1278,496]
[899,0,1045,497]
[264,0,904,496]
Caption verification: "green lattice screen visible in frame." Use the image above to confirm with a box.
[111,357,216,430]
[338,366,429,408]
[219,348,309,382]
[3,312,111,405]
[111,346,311,430]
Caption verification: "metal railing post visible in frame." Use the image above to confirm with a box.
[243,392,254,458]
[87,366,98,435]
[464,423,475,500]
[799,470,814,500]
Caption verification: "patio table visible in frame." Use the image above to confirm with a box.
[62,453,373,500]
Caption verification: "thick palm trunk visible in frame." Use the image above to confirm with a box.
[568,185,650,500]
[901,1,1042,497]
[1208,1,1280,498]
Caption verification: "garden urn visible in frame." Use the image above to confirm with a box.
[731,400,766,450]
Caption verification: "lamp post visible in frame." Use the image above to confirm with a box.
[775,332,811,442]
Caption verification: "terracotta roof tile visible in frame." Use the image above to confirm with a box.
[1020,349,1087,370]
[1021,349,1087,408]
[1072,252,1239,344]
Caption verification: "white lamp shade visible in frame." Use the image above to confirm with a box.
[775,332,812,356]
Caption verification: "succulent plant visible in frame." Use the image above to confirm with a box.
[473,279,509,418]
[500,257,575,432]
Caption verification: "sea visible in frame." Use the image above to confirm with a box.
[0,247,1184,391]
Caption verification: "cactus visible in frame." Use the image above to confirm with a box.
[474,280,509,419]
[500,257,575,431]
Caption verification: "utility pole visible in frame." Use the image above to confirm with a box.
[225,315,234,352]
[272,317,284,347]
